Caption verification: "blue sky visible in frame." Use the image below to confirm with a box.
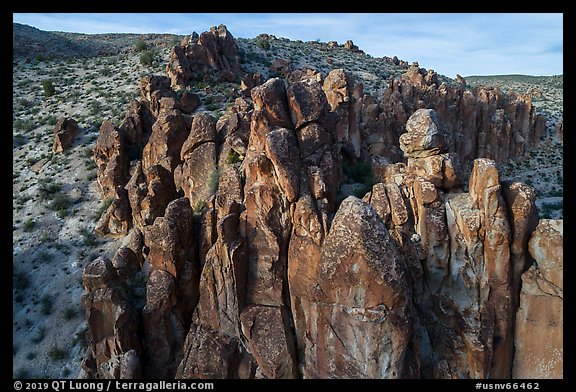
[13,13,563,77]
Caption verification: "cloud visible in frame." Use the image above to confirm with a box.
[13,13,562,76]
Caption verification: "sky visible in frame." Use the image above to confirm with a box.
[12,13,563,77]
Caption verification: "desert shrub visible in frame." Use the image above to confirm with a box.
[127,271,148,309]
[205,103,219,111]
[31,327,46,344]
[48,346,67,360]
[57,208,68,219]
[82,147,93,158]
[14,368,28,379]
[134,38,147,52]
[72,327,87,349]
[80,227,96,246]
[352,183,373,199]
[38,178,62,201]
[343,160,376,186]
[14,118,36,133]
[42,80,55,97]
[40,295,53,315]
[13,133,26,147]
[100,67,111,77]
[88,100,102,116]
[193,199,206,215]
[23,219,35,232]
[49,193,72,212]
[140,50,154,67]
[208,168,221,194]
[13,270,30,291]
[548,189,563,197]
[226,149,242,164]
[63,306,78,320]
[256,37,270,50]
[93,198,113,221]
[38,250,52,263]
[46,115,58,126]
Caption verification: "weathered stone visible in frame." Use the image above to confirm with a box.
[142,102,189,174]
[179,113,218,208]
[176,324,253,379]
[139,164,178,226]
[52,117,79,154]
[501,181,539,305]
[95,186,132,237]
[179,91,200,114]
[141,269,183,378]
[251,78,293,130]
[295,197,418,378]
[512,265,563,379]
[264,128,301,203]
[399,109,450,158]
[94,120,129,199]
[240,305,298,379]
[118,100,155,160]
[125,161,148,229]
[286,79,328,129]
[407,152,461,190]
[528,219,563,289]
[513,219,562,379]
[81,257,141,379]
[240,73,262,97]
[166,25,241,87]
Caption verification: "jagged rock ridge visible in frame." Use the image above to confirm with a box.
[80,26,562,379]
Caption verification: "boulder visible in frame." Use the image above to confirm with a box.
[399,109,450,158]
[52,117,79,154]
[95,186,132,237]
[179,91,200,114]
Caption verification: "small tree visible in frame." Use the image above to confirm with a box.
[140,50,154,67]
[42,80,55,97]
[256,37,270,51]
[134,38,147,52]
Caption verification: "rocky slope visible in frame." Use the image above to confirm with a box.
[13,24,563,379]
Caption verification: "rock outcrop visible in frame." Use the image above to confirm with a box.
[80,257,142,379]
[512,220,563,379]
[52,117,79,154]
[166,24,242,87]
[372,64,545,167]
[141,97,189,174]
[94,121,129,199]
[95,186,132,237]
[175,113,218,209]
[142,197,199,377]
[295,196,418,378]
[84,26,558,381]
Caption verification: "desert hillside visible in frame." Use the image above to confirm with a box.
[13,23,563,380]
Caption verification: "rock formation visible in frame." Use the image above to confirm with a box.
[80,257,142,379]
[82,26,560,380]
[512,220,563,379]
[166,24,242,87]
[52,117,79,154]
[94,120,129,199]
